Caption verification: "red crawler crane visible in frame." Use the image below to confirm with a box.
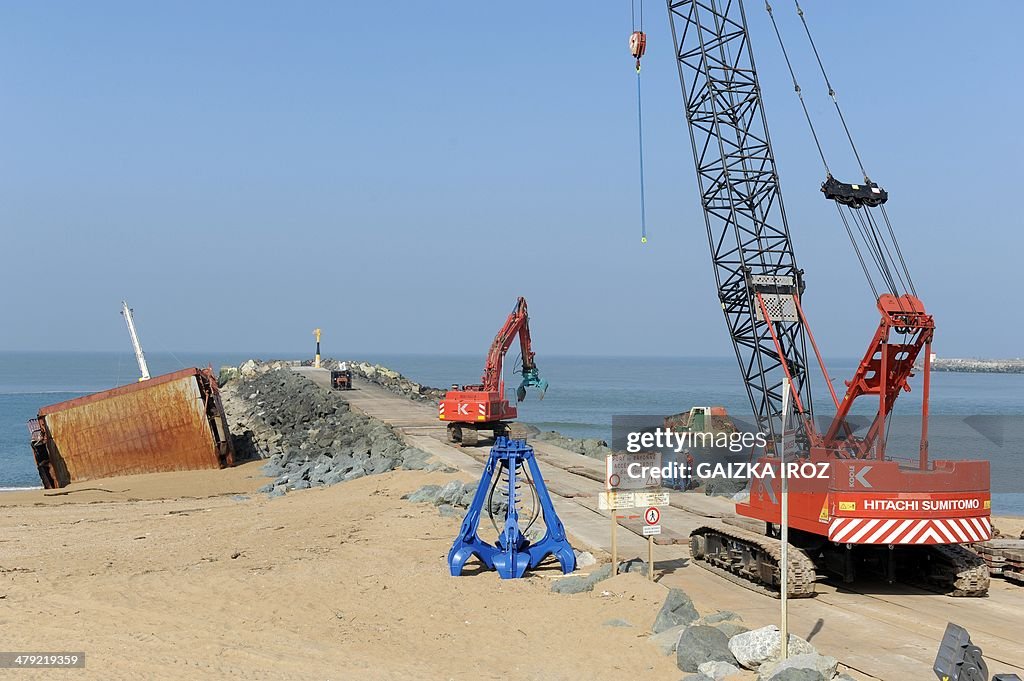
[439,297,548,447]
[663,0,990,596]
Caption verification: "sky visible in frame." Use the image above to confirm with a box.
[1,1,1021,359]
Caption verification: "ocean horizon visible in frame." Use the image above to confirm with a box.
[3,351,1023,515]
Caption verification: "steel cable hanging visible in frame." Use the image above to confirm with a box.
[636,66,648,243]
[880,204,918,297]
[632,0,648,243]
[765,2,830,175]
[791,0,918,299]
[765,1,920,304]
[794,0,868,182]
[834,205,879,299]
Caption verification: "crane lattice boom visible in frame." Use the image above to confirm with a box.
[667,0,813,438]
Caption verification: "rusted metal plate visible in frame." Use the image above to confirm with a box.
[33,368,233,487]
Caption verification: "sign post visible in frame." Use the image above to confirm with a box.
[605,453,664,580]
[643,506,661,581]
[611,506,618,576]
[600,491,635,577]
[780,377,791,659]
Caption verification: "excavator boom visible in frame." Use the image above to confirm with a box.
[479,297,548,401]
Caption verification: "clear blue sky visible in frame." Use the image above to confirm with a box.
[1,2,1020,358]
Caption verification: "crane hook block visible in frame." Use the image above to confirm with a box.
[448,437,575,579]
[821,175,888,208]
[630,31,647,63]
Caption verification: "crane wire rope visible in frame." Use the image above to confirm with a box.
[791,0,918,298]
[632,0,648,243]
[765,2,830,175]
[765,1,919,304]
[794,0,867,182]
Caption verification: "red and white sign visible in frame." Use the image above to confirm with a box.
[828,516,991,545]
[644,506,661,526]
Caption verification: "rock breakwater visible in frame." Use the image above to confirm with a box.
[221,367,437,497]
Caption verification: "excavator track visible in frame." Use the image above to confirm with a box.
[689,524,816,599]
[910,543,990,597]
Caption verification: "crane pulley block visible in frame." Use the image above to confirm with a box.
[821,175,888,208]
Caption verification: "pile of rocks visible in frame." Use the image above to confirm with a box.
[403,480,484,519]
[323,359,447,403]
[218,358,300,386]
[645,588,854,680]
[221,368,435,497]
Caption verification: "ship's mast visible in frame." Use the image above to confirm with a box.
[121,300,151,381]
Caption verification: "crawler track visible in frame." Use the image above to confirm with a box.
[912,544,989,597]
[689,524,817,599]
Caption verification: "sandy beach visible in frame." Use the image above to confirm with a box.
[4,368,1023,681]
[0,464,683,681]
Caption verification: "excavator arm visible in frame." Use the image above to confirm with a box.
[479,297,548,402]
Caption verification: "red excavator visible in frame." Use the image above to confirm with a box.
[439,297,548,446]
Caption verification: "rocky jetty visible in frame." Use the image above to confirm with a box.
[220,366,435,496]
[931,357,1024,373]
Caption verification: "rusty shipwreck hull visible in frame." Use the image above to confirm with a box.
[28,367,234,488]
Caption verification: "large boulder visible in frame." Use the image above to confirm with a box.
[618,557,649,576]
[728,625,817,671]
[676,625,736,673]
[574,551,597,568]
[713,621,750,639]
[759,653,838,681]
[649,624,687,656]
[239,359,261,377]
[652,588,700,633]
[697,659,741,680]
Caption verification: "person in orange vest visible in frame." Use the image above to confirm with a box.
[684,450,696,491]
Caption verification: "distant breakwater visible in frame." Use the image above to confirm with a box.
[931,358,1024,374]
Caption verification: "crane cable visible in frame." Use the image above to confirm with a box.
[631,0,648,244]
[791,1,918,299]
[794,0,868,183]
[765,2,918,303]
[765,2,830,176]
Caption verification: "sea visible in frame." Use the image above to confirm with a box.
[3,351,1022,515]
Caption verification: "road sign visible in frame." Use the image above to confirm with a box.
[598,491,636,510]
[635,491,670,507]
[606,452,661,491]
[644,506,661,525]
[642,524,661,536]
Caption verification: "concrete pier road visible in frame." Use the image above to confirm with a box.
[320,374,1024,681]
